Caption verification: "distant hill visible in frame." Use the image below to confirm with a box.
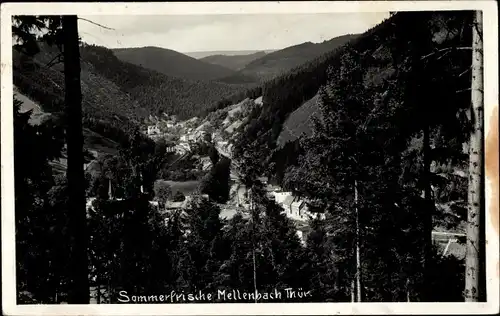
[113,46,257,84]
[239,34,359,80]
[81,45,250,119]
[185,50,276,59]
[200,51,268,71]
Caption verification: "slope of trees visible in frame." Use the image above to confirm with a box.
[201,51,267,71]
[113,46,257,84]
[80,44,249,119]
[13,44,141,146]
[277,11,474,301]
[240,34,359,80]
[13,40,255,147]
[235,11,473,187]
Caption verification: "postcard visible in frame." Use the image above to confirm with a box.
[1,1,498,315]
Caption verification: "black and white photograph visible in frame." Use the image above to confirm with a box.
[1,1,499,315]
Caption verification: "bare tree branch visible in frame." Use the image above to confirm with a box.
[45,53,64,68]
[455,88,479,94]
[421,47,472,61]
[458,66,472,78]
[78,17,115,31]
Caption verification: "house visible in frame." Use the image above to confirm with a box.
[175,143,190,155]
[187,133,198,142]
[186,117,199,124]
[147,125,160,135]
[291,199,306,217]
[296,230,305,246]
[86,197,97,213]
[165,201,187,210]
[222,117,231,127]
[227,103,244,118]
[257,176,268,185]
[195,121,211,132]
[266,184,281,193]
[254,96,263,106]
[180,135,188,142]
[282,195,295,214]
[271,191,292,205]
[224,120,243,134]
[199,157,212,171]
[164,195,202,211]
[192,130,207,142]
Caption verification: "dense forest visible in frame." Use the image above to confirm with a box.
[234,11,472,188]
[239,34,358,80]
[232,10,476,300]
[113,46,258,84]
[80,44,250,119]
[200,51,267,71]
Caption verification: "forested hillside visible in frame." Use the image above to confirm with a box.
[80,44,252,119]
[13,42,252,142]
[113,46,257,84]
[234,10,473,238]
[239,34,358,80]
[200,51,267,71]
[232,10,474,301]
[235,11,472,184]
[13,44,139,146]
[185,49,273,59]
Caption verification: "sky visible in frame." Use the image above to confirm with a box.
[78,13,389,53]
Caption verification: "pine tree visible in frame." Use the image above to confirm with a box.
[178,198,226,292]
[14,97,66,303]
[61,15,90,303]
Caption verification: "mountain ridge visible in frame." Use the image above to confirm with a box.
[200,51,268,71]
[184,49,276,59]
[113,46,256,84]
[239,34,360,80]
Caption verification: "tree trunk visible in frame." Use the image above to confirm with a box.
[465,10,484,303]
[250,189,258,303]
[354,180,362,302]
[422,122,433,301]
[96,269,101,304]
[406,277,411,302]
[63,15,90,304]
[351,279,355,302]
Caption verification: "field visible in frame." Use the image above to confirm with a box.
[277,94,320,147]
[163,180,201,196]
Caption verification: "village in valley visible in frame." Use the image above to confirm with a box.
[84,95,323,245]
